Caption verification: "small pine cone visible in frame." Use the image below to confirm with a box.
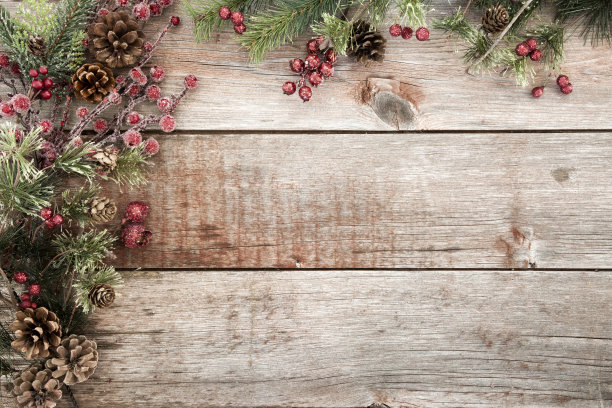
[12,363,63,408]
[88,283,116,309]
[10,307,62,360]
[72,62,116,103]
[88,11,146,69]
[482,5,509,34]
[348,20,387,64]
[91,147,118,174]
[28,35,46,56]
[89,196,117,223]
[45,335,98,385]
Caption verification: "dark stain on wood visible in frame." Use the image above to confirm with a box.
[551,167,575,183]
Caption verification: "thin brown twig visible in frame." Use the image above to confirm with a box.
[463,0,473,15]
[0,267,18,311]
[39,249,76,279]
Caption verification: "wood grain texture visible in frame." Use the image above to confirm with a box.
[108,132,612,269]
[35,269,611,408]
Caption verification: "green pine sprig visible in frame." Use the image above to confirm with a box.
[73,265,123,313]
[555,0,611,45]
[112,145,151,187]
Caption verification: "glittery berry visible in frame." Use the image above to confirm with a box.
[146,85,161,101]
[39,119,53,134]
[19,301,32,309]
[150,65,165,82]
[32,79,44,90]
[28,283,41,296]
[143,138,160,155]
[13,129,21,142]
[130,67,144,80]
[219,6,231,20]
[308,71,323,87]
[45,219,55,229]
[230,11,244,25]
[51,214,63,226]
[529,49,542,62]
[306,39,320,53]
[0,53,9,67]
[76,107,89,118]
[525,38,537,51]
[93,118,108,133]
[158,0,172,6]
[290,58,305,73]
[150,3,162,16]
[40,90,52,100]
[11,94,31,114]
[21,293,31,302]
[159,114,176,132]
[389,24,402,37]
[233,23,246,34]
[71,137,83,147]
[40,207,53,220]
[125,201,150,223]
[298,86,312,102]
[318,61,334,78]
[13,271,27,284]
[99,8,109,16]
[10,62,21,76]
[415,27,429,41]
[38,66,48,75]
[531,86,544,98]
[109,91,122,104]
[401,27,413,39]
[516,42,530,57]
[126,111,142,125]
[157,97,172,112]
[325,49,337,65]
[128,85,141,97]
[560,83,573,94]
[283,81,296,95]
[117,0,129,6]
[556,75,570,87]
[133,2,150,21]
[122,223,152,248]
[28,68,39,77]
[0,102,15,117]
[184,75,198,89]
[144,42,153,52]
[170,16,180,26]
[305,54,320,69]
[123,129,143,147]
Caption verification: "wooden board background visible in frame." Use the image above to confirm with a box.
[1,0,612,407]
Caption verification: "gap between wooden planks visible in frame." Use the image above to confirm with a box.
[106,132,612,270]
[28,269,608,408]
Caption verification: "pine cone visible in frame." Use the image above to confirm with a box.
[482,5,509,34]
[72,62,116,104]
[348,20,387,64]
[88,283,116,309]
[45,335,98,385]
[91,147,118,174]
[12,363,63,408]
[10,307,62,360]
[28,36,46,56]
[88,11,145,69]
[89,196,117,223]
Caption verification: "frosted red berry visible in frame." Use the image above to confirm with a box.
[13,271,27,284]
[126,111,142,125]
[40,119,53,134]
[325,49,337,64]
[0,53,9,67]
[144,138,160,155]
[219,6,231,20]
[150,3,162,17]
[170,16,180,26]
[99,8,109,16]
[93,118,108,133]
[401,27,413,39]
[51,214,63,226]
[40,207,53,220]
[76,107,89,118]
[516,42,530,57]
[529,49,542,62]
[389,24,402,37]
[21,293,31,302]
[157,97,172,112]
[230,11,244,25]
[305,54,320,69]
[28,68,39,77]
[158,0,172,6]
[525,38,537,51]
[133,2,150,20]
[556,75,570,87]
[19,301,32,309]
[32,79,44,90]
[109,91,122,104]
[11,94,31,114]
[560,83,573,94]
[45,219,55,229]
[184,75,198,89]
[318,61,334,78]
[159,114,176,132]
[415,27,429,41]
[144,42,153,52]
[29,283,41,296]
[150,65,165,82]
[128,85,141,97]
[283,81,296,95]
[307,39,320,53]
[298,86,312,102]
[125,201,150,223]
[531,86,544,98]
[123,129,142,146]
[290,58,305,73]
[40,90,52,100]
[0,102,15,117]
[233,23,246,34]
[71,137,83,147]
[122,223,152,248]
[146,85,162,101]
[308,71,323,87]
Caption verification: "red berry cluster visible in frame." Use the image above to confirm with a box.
[28,66,54,100]
[515,38,542,62]
[122,201,153,248]
[12,271,41,309]
[284,38,337,102]
[389,24,429,41]
[531,75,573,98]
[219,6,246,34]
[40,206,64,229]
[127,0,174,22]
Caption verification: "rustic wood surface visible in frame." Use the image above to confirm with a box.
[1,0,611,407]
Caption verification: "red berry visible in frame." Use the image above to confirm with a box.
[128,84,141,97]
[21,293,31,302]
[0,102,15,118]
[219,6,231,20]
[159,114,176,132]
[99,8,109,16]
[529,49,542,62]
[29,283,41,296]
[157,97,172,112]
[122,223,152,248]
[122,129,142,146]
[150,65,165,82]
[282,81,296,95]
[93,118,108,133]
[45,219,55,229]
[318,61,334,78]
[0,53,9,67]
[308,71,323,87]
[30,302,37,309]
[298,86,312,102]
[305,54,320,69]
[290,58,305,73]
[401,27,413,39]
[13,271,27,284]
[531,86,544,98]
[325,49,337,65]
[125,201,150,223]
[233,23,246,34]
[143,138,160,155]
[40,119,53,134]
[19,301,32,309]
[11,94,31,113]
[515,42,530,57]
[556,75,570,87]
[43,77,53,89]
[38,66,48,75]
[230,11,244,25]
[76,107,89,118]
[389,24,402,37]
[306,39,320,53]
[560,83,573,94]
[133,2,150,21]
[40,90,52,100]
[51,214,63,226]
[32,79,44,90]
[28,68,39,77]
[184,74,198,89]
[158,0,172,6]
[150,3,162,17]
[415,27,429,41]
[126,111,142,125]
[146,85,162,101]
[525,38,537,51]
[170,16,180,26]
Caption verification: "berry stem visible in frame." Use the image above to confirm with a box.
[138,21,173,69]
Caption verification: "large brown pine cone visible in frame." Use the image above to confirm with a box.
[88,283,116,309]
[90,147,119,174]
[88,11,145,69]
[348,20,387,64]
[45,335,98,386]
[13,363,63,408]
[72,62,116,103]
[10,307,62,360]
[482,5,509,34]
[89,196,117,223]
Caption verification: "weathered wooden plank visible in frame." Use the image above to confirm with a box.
[108,132,612,269]
[41,270,612,408]
[2,1,611,131]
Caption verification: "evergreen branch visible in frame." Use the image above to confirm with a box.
[0,157,52,217]
[52,230,116,273]
[0,6,16,52]
[16,0,55,38]
[50,142,97,180]
[311,13,353,54]
[433,8,479,43]
[555,0,612,46]
[45,0,94,59]
[59,184,101,227]
[397,0,427,28]
[527,23,565,70]
[111,145,151,187]
[363,0,392,28]
[74,265,122,313]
